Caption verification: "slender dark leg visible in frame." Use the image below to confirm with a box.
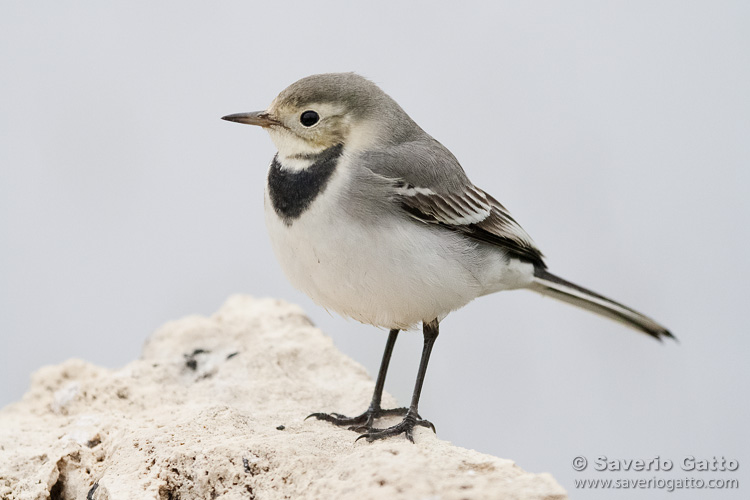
[357,318,440,443]
[307,328,435,435]
[368,328,399,411]
[307,329,404,430]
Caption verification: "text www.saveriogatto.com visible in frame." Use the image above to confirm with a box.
[572,455,740,492]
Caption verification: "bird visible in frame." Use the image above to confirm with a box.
[222,72,673,443]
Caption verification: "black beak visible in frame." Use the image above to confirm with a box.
[221,111,279,128]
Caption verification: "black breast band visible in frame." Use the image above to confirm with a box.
[267,143,344,224]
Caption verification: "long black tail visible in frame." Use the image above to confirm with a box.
[529,268,674,341]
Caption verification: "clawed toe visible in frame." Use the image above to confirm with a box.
[305,411,367,427]
[355,412,434,443]
[415,418,436,433]
[307,406,434,439]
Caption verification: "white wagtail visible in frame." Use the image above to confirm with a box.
[222,73,673,442]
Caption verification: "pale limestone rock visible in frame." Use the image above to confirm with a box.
[0,296,567,500]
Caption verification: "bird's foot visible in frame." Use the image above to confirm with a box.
[307,406,434,436]
[355,410,434,443]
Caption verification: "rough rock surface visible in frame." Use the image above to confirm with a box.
[0,295,567,500]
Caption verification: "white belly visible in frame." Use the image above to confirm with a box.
[263,164,533,330]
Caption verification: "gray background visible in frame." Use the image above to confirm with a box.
[1,2,748,498]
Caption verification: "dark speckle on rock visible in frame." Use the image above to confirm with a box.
[226,352,239,360]
[276,425,285,430]
[184,349,210,371]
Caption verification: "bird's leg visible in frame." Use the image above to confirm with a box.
[357,319,440,443]
[307,329,410,431]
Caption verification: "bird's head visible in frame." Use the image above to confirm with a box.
[222,73,422,158]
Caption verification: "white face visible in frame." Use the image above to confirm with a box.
[265,100,383,160]
[267,125,322,159]
[266,101,347,158]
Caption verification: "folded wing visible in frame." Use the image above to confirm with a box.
[395,181,546,268]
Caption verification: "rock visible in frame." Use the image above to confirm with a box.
[0,296,567,500]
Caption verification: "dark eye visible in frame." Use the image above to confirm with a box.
[300,110,319,127]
